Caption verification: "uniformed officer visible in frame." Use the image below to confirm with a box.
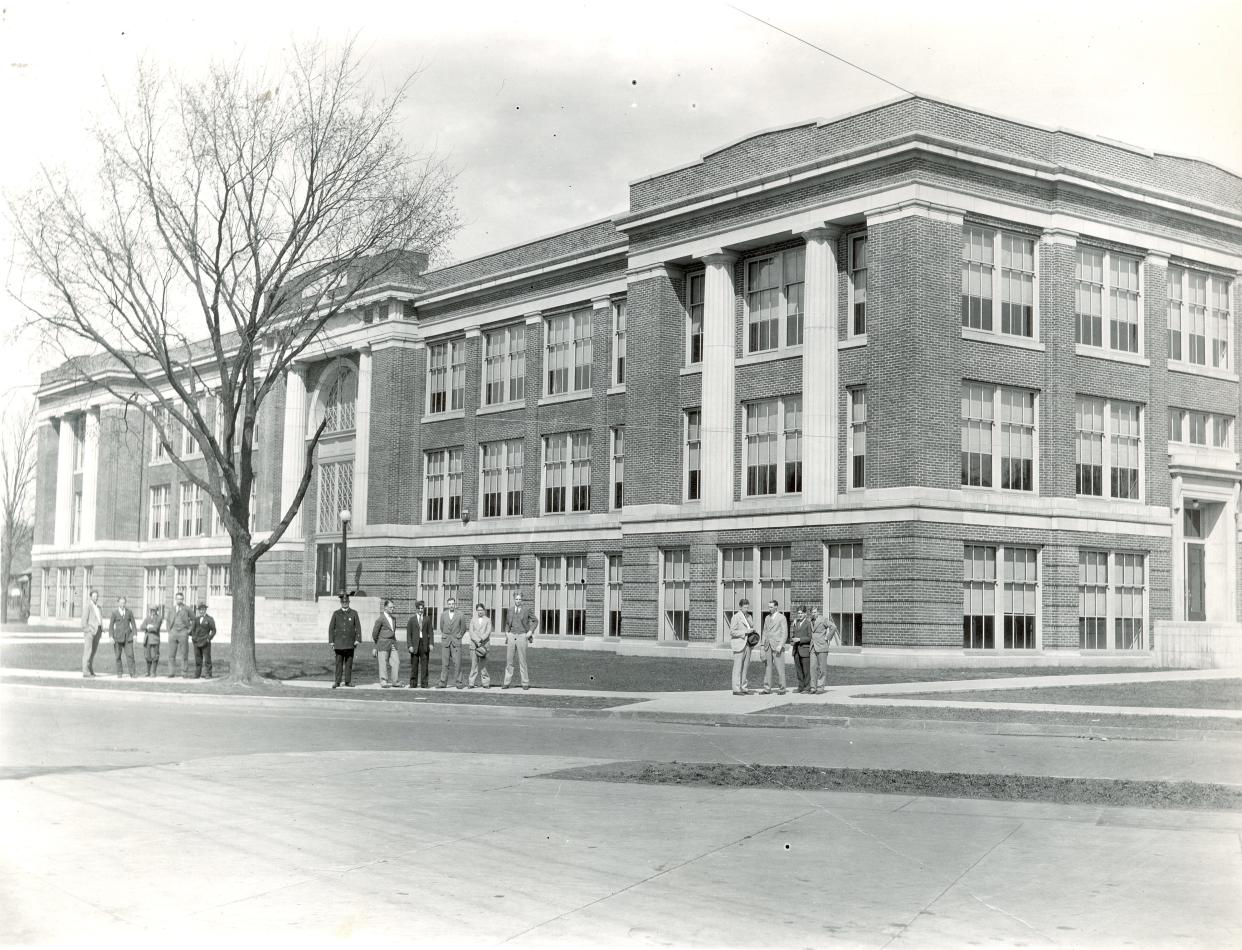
[328,591,362,689]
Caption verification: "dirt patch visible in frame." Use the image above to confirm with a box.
[540,760,1242,810]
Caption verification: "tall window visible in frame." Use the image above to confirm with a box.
[1170,409,1233,449]
[1078,551,1108,650]
[661,548,690,640]
[1078,551,1146,650]
[427,339,466,414]
[1209,275,1231,370]
[848,388,866,489]
[143,567,166,616]
[56,567,73,618]
[721,547,754,633]
[1074,397,1142,500]
[721,545,792,634]
[745,247,804,352]
[960,383,1036,491]
[71,491,83,544]
[149,485,170,540]
[418,558,457,630]
[424,447,463,522]
[610,427,624,510]
[685,409,701,501]
[537,555,563,635]
[1075,246,1142,353]
[174,565,198,604]
[180,483,204,537]
[565,555,587,635]
[324,368,357,433]
[963,544,1039,649]
[825,542,863,646]
[759,545,793,628]
[536,554,590,635]
[208,564,231,596]
[745,396,801,497]
[71,415,86,471]
[476,556,520,629]
[545,308,592,396]
[543,432,591,514]
[1002,548,1037,649]
[849,234,867,336]
[1169,266,1231,369]
[611,300,626,386]
[607,555,623,636]
[962,545,996,649]
[961,226,1037,338]
[151,407,167,462]
[483,324,526,406]
[480,440,524,518]
[316,460,353,533]
[686,273,704,364]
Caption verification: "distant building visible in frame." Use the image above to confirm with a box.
[30,95,1240,656]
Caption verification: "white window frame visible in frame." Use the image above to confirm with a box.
[71,415,85,472]
[606,554,623,637]
[417,557,459,630]
[541,431,591,515]
[960,383,1039,493]
[1168,265,1232,374]
[962,544,1042,651]
[544,308,593,396]
[716,544,793,640]
[426,338,466,416]
[174,565,198,604]
[148,485,170,540]
[474,556,520,630]
[610,426,624,511]
[685,271,705,365]
[1170,408,1234,450]
[1074,244,1144,356]
[961,225,1039,341]
[479,439,524,519]
[180,482,205,537]
[847,388,866,490]
[743,246,805,354]
[611,299,626,387]
[535,553,588,637]
[1073,396,1144,502]
[684,408,701,502]
[824,542,864,646]
[180,396,207,458]
[847,233,868,339]
[660,548,692,642]
[151,407,168,463]
[742,395,802,498]
[143,567,166,616]
[424,447,463,522]
[1077,550,1148,651]
[71,491,83,544]
[316,459,353,534]
[208,564,231,597]
[482,324,526,407]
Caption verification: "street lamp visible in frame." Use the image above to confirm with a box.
[339,508,351,595]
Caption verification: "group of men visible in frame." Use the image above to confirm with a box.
[327,591,539,691]
[81,589,218,679]
[727,600,839,696]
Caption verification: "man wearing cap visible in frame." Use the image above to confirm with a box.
[371,598,401,688]
[190,602,217,679]
[328,592,362,689]
[405,600,433,688]
[436,596,466,689]
[108,596,137,678]
[81,588,104,677]
[167,590,194,678]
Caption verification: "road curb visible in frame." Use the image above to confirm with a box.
[4,679,1238,742]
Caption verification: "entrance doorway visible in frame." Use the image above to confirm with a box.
[316,543,342,598]
[1184,507,1206,622]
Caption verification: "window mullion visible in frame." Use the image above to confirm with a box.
[992,230,1002,330]
[1105,552,1116,651]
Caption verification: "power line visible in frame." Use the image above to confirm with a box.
[727,5,915,98]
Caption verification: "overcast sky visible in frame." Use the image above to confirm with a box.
[2,0,1240,399]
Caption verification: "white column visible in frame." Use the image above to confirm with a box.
[700,251,738,511]
[353,347,372,528]
[801,226,842,505]
[80,408,100,544]
[279,365,309,539]
[53,416,75,546]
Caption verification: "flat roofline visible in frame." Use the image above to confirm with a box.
[425,213,627,280]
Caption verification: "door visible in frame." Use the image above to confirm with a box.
[1185,543,1206,622]
[316,543,340,598]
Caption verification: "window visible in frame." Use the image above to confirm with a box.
[610,427,624,510]
[849,234,867,336]
[759,545,793,629]
[1169,266,1231,369]
[426,339,466,415]
[424,447,463,522]
[1078,551,1146,650]
[180,483,204,537]
[71,491,82,544]
[316,460,353,533]
[477,556,520,630]
[545,308,592,396]
[848,389,866,489]
[56,567,73,618]
[71,415,85,471]
[144,567,166,616]
[149,485,170,540]
[607,555,623,636]
[418,558,458,630]
[480,440,524,518]
[744,396,802,497]
[661,548,690,640]
[483,324,526,406]
[686,273,704,364]
[151,407,168,462]
[536,554,586,636]
[685,409,701,501]
[180,396,207,457]
[720,545,792,634]
[324,368,357,433]
[208,564,231,596]
[611,299,626,386]
[174,565,198,604]
[721,547,754,633]
[1075,246,1142,353]
[1002,548,1038,649]
[1074,397,1142,500]
[746,247,804,352]
[961,226,1036,338]
[826,542,863,646]
[1170,409,1233,449]
[543,432,591,514]
[963,544,1039,650]
[960,383,1037,491]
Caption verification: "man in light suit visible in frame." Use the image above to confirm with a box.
[437,597,466,688]
[371,598,401,687]
[406,600,434,688]
[760,599,789,695]
[82,588,104,677]
[466,602,492,689]
[809,605,837,694]
[167,591,194,678]
[109,596,137,678]
[328,592,362,689]
[503,592,537,690]
[729,598,755,696]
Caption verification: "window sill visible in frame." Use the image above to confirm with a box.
[606,384,626,396]
[475,401,525,417]
[679,365,703,376]
[961,327,1045,352]
[1167,360,1238,383]
[1074,344,1150,367]
[537,391,592,408]
[736,345,803,368]
[420,409,466,425]
[838,335,867,350]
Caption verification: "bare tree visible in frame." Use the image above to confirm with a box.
[6,42,457,681]
[0,400,37,624]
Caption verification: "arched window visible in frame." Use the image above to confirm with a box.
[324,368,357,433]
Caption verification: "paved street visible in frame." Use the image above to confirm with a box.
[2,686,1241,947]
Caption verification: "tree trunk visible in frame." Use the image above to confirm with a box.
[0,545,9,624]
[227,540,260,684]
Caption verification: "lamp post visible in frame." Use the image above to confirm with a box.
[338,508,351,594]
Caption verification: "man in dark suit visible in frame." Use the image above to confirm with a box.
[405,600,433,688]
[328,591,362,689]
[109,596,137,678]
[190,603,217,678]
[436,597,467,689]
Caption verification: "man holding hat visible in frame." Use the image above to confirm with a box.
[328,591,362,689]
[190,602,217,679]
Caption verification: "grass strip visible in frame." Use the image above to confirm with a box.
[539,760,1242,810]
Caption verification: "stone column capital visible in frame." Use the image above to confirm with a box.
[798,224,843,242]
[701,250,738,267]
[1040,228,1079,246]
[1144,250,1171,268]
